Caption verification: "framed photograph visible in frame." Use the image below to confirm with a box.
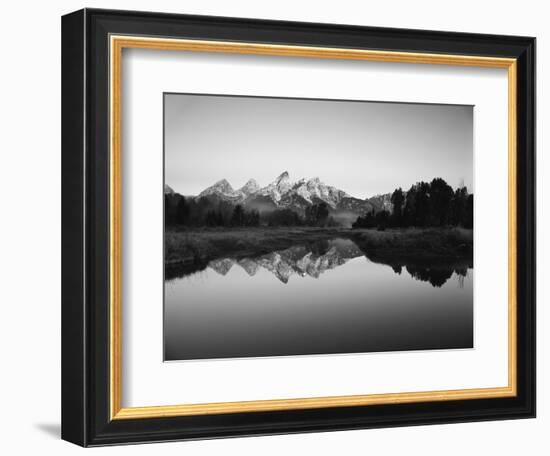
[61,8,536,447]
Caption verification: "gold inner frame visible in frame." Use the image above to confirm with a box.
[109,35,518,420]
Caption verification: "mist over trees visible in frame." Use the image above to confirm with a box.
[353,178,473,230]
[165,194,338,228]
[166,196,261,227]
[263,208,303,227]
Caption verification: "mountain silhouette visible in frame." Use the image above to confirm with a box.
[193,171,375,218]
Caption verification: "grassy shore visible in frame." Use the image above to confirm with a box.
[165,226,473,274]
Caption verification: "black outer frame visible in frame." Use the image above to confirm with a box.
[61,8,536,447]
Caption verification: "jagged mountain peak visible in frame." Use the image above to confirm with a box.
[276,171,289,182]
[198,178,235,198]
[192,172,373,223]
[254,171,293,202]
[213,178,233,191]
[239,178,260,195]
[164,184,175,195]
[366,193,393,212]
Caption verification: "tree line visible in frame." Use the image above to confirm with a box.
[165,194,335,228]
[165,195,261,227]
[353,178,473,230]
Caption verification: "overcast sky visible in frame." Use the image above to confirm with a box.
[165,93,473,198]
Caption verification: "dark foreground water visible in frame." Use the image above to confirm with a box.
[164,238,473,361]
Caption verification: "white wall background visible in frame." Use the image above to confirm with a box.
[0,1,545,454]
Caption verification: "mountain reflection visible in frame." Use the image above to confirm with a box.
[166,237,471,287]
[208,239,362,283]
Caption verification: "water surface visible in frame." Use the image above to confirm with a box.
[164,238,473,360]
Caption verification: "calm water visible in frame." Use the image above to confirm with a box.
[164,238,473,361]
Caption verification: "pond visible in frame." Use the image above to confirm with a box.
[164,238,473,361]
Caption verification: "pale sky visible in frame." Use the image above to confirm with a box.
[165,93,473,198]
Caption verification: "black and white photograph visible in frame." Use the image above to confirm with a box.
[54,4,537,449]
[163,93,474,361]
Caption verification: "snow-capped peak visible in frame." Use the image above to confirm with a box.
[275,171,290,183]
[291,177,349,208]
[214,178,234,193]
[255,171,294,202]
[194,172,357,212]
[239,178,260,195]
[198,178,235,198]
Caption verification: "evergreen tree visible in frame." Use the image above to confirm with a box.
[265,209,302,227]
[352,208,376,228]
[390,188,405,225]
[205,210,218,227]
[231,204,245,226]
[375,210,390,230]
[403,185,417,227]
[415,182,431,226]
[245,209,260,227]
[430,178,454,226]
[464,194,474,228]
[164,194,174,226]
[305,202,330,226]
[354,178,473,230]
[176,196,189,225]
[451,186,469,227]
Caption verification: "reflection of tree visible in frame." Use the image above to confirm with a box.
[405,265,454,288]
[392,265,402,275]
[455,267,468,289]
[401,264,469,288]
[351,234,472,288]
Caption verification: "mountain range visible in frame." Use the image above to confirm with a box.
[166,171,393,223]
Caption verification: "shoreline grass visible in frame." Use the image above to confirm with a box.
[165,227,473,272]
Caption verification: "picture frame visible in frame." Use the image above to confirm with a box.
[61,8,535,447]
